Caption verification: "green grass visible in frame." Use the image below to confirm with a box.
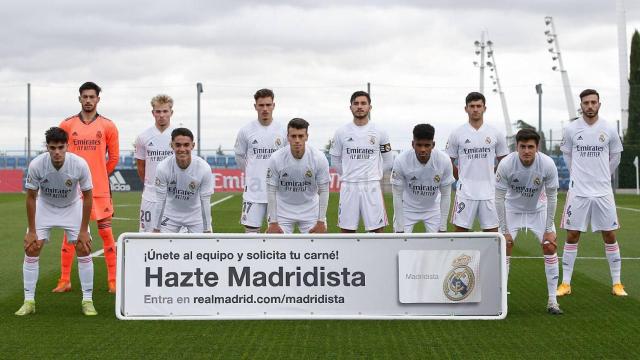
[1,192,639,359]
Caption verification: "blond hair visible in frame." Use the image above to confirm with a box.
[151,94,174,108]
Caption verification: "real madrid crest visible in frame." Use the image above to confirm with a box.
[96,131,102,139]
[266,168,272,178]
[433,174,441,183]
[534,177,541,186]
[485,137,492,144]
[155,178,161,186]
[275,137,282,146]
[496,172,501,182]
[189,181,196,191]
[369,135,376,145]
[305,169,313,178]
[443,254,476,301]
[599,133,606,143]
[65,179,73,187]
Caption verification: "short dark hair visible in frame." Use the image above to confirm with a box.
[171,127,194,141]
[79,82,101,95]
[413,124,435,141]
[288,118,309,131]
[45,127,68,144]
[579,89,599,101]
[350,91,371,104]
[254,88,274,101]
[465,92,485,105]
[515,128,540,146]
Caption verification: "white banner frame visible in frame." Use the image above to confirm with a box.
[116,232,507,320]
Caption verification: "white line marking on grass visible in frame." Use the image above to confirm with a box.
[211,195,234,207]
[512,256,640,260]
[617,206,640,213]
[112,216,137,221]
[114,204,139,208]
[96,195,235,258]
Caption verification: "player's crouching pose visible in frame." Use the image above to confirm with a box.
[495,129,562,315]
[391,124,454,233]
[152,128,214,233]
[16,127,97,316]
[266,118,330,234]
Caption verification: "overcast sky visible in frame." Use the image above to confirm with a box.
[1,1,639,156]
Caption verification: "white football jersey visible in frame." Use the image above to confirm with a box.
[446,122,509,200]
[495,152,559,212]
[155,155,214,226]
[560,117,622,197]
[329,121,391,183]
[234,120,287,203]
[25,152,93,207]
[266,145,330,221]
[390,149,454,212]
[134,126,174,201]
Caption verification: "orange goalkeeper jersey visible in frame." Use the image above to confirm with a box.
[60,113,119,198]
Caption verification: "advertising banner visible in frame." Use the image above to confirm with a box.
[213,169,341,193]
[116,233,506,320]
[0,169,24,192]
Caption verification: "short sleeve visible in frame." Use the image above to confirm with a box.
[544,156,559,189]
[200,162,214,197]
[329,129,342,157]
[440,153,455,186]
[390,155,404,186]
[495,160,510,191]
[495,131,509,157]
[134,134,146,160]
[78,159,93,191]
[24,161,40,190]
[265,155,279,187]
[234,127,247,157]
[609,127,623,154]
[560,127,572,154]
[446,132,458,159]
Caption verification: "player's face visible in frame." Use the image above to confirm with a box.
[412,138,434,163]
[78,90,100,113]
[171,135,194,162]
[464,100,486,122]
[350,96,371,120]
[287,127,308,153]
[152,103,173,127]
[580,94,600,120]
[254,97,275,122]
[47,141,67,167]
[517,139,538,166]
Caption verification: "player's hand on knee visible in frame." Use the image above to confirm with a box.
[504,233,514,248]
[309,221,327,233]
[24,231,38,251]
[76,231,92,254]
[266,223,284,234]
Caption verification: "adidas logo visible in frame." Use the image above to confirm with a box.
[613,222,618,227]
[252,139,259,145]
[347,137,354,142]
[109,171,131,192]
[513,178,519,183]
[42,179,49,184]
[170,180,177,185]
[282,172,289,178]
[379,219,383,224]
[410,176,418,181]
[72,132,78,136]
[465,139,471,144]
[148,141,154,146]
[577,136,583,140]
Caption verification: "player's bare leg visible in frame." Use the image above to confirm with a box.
[340,228,356,233]
[454,225,469,232]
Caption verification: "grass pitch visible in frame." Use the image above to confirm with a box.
[1,192,639,359]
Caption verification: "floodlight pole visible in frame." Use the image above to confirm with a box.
[196,82,203,158]
[616,0,629,135]
[367,82,371,120]
[545,16,576,121]
[535,84,543,136]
